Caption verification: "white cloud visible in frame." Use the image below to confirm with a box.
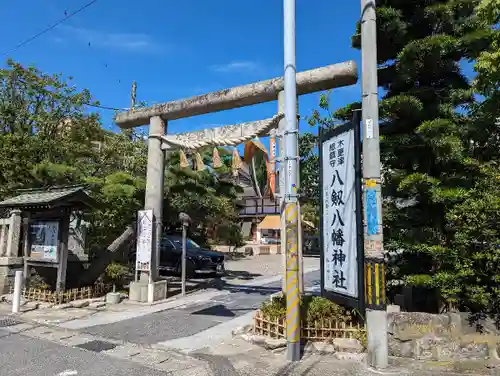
[210,61,261,73]
[57,25,162,53]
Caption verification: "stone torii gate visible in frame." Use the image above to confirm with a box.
[115,61,358,302]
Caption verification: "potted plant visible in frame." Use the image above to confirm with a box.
[104,262,128,304]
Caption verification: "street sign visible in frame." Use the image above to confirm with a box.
[319,112,364,310]
[136,209,153,272]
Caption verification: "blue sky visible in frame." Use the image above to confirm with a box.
[0,0,362,142]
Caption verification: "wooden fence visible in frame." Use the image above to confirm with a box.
[13,284,109,304]
[253,310,365,341]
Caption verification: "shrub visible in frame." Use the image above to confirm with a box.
[104,262,128,292]
[302,295,351,324]
[260,293,352,324]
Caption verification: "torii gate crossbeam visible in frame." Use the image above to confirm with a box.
[115,61,357,128]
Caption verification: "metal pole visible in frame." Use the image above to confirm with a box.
[278,91,286,293]
[295,100,303,295]
[181,225,187,296]
[361,0,388,369]
[284,0,301,362]
[179,213,191,297]
[12,270,23,314]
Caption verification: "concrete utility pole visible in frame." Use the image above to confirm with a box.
[283,0,301,362]
[130,81,137,110]
[360,0,388,369]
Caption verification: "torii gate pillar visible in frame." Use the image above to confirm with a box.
[129,116,168,303]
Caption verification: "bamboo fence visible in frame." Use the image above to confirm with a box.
[253,310,365,341]
[10,284,109,304]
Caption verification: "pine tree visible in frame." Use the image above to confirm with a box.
[333,0,499,315]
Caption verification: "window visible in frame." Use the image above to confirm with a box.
[167,237,201,249]
[161,238,175,250]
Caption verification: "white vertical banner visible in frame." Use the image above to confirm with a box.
[321,128,359,298]
[136,209,153,272]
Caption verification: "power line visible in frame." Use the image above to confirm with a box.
[84,102,129,111]
[3,0,98,56]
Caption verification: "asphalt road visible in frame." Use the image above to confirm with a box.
[0,329,168,376]
[83,270,320,345]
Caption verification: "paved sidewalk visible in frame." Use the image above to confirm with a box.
[0,256,319,330]
[0,318,208,374]
[191,337,500,376]
[1,314,498,375]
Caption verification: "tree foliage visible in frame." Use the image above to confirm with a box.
[164,147,244,247]
[325,0,500,322]
[0,60,244,263]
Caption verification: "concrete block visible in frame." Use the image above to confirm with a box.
[303,341,336,355]
[332,338,364,353]
[245,334,286,350]
[105,292,121,304]
[52,303,72,309]
[334,352,366,362]
[59,334,96,347]
[39,302,54,309]
[387,304,401,313]
[70,300,90,308]
[232,324,252,337]
[129,280,167,303]
[131,349,170,364]
[104,344,142,358]
[89,301,106,309]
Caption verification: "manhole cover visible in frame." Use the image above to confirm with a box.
[76,340,116,352]
[0,317,20,327]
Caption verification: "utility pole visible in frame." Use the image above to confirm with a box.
[278,91,286,293]
[283,0,301,362]
[130,81,137,110]
[360,0,388,369]
[125,81,137,141]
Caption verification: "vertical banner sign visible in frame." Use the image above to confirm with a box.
[319,114,364,310]
[366,189,379,235]
[136,209,153,272]
[269,135,277,197]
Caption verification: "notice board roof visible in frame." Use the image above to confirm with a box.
[0,185,97,210]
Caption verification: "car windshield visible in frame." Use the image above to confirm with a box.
[168,237,201,249]
[187,239,201,248]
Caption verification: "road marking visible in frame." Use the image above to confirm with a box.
[56,370,78,376]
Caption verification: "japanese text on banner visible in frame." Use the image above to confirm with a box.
[321,129,359,298]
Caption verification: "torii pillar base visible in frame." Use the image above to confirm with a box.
[129,280,168,303]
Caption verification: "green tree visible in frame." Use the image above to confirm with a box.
[164,147,244,247]
[331,0,499,320]
[0,60,148,287]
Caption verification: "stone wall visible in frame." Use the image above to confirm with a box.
[0,257,23,294]
[388,311,500,361]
